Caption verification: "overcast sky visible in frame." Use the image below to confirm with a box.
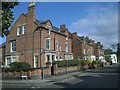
[1,2,118,50]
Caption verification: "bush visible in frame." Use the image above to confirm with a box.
[55,60,66,67]
[9,62,31,70]
[46,61,51,64]
[55,60,80,67]
[92,60,98,64]
[96,60,102,64]
[80,60,92,65]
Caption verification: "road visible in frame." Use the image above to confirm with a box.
[1,63,119,89]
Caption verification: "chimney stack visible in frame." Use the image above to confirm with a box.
[26,2,36,33]
[97,42,100,45]
[60,24,66,30]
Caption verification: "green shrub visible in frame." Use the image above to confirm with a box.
[92,60,97,65]
[46,61,51,64]
[55,60,80,67]
[9,62,31,70]
[96,60,102,64]
[80,60,92,65]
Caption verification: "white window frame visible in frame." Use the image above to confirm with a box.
[12,56,17,62]
[84,49,86,54]
[65,42,68,52]
[46,38,50,50]
[5,57,11,66]
[66,37,68,41]
[34,56,38,68]
[22,24,26,34]
[17,25,22,36]
[10,40,16,52]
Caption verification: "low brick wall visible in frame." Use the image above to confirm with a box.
[2,63,91,79]
[3,64,52,80]
[53,64,81,75]
[3,68,41,80]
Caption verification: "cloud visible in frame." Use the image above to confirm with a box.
[69,3,118,49]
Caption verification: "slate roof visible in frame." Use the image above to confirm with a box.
[34,19,67,37]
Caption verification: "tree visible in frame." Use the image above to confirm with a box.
[104,48,114,55]
[9,62,31,70]
[1,2,19,37]
[105,55,111,62]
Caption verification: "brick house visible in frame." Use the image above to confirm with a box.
[94,42,104,60]
[5,2,105,68]
[72,32,104,60]
[5,2,73,68]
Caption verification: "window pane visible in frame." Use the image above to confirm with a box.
[12,57,16,62]
[7,58,11,65]
[17,26,22,35]
[47,55,50,62]
[46,39,50,49]
[84,49,86,54]
[22,25,26,34]
[11,40,16,52]
[34,56,38,68]
[66,42,68,52]
[52,55,55,61]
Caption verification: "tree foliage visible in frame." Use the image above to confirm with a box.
[104,48,113,55]
[105,55,111,62]
[9,62,31,70]
[1,2,19,37]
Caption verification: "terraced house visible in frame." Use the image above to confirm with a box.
[5,2,73,68]
[4,2,104,68]
[72,32,104,60]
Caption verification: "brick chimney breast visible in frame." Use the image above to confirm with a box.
[72,32,77,38]
[26,2,36,34]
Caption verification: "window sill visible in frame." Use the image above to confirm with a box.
[17,34,26,37]
[11,51,16,53]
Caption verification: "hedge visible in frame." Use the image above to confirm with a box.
[9,62,31,70]
[54,60,102,68]
[54,60,80,67]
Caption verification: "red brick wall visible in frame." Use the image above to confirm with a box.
[6,14,27,54]
[53,65,81,75]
